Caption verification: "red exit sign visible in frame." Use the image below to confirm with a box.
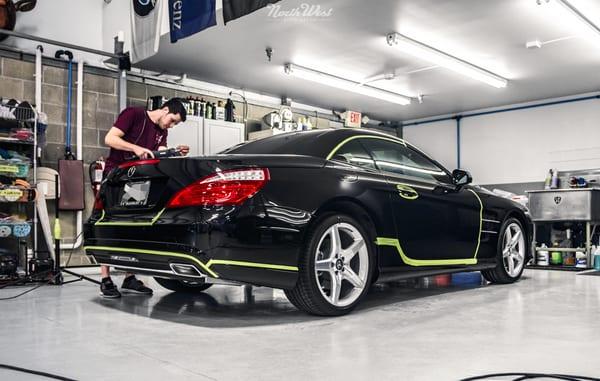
[344,111,362,128]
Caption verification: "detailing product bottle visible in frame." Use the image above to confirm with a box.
[211,102,217,120]
[594,246,600,271]
[205,102,211,119]
[215,101,225,121]
[200,98,206,118]
[297,116,305,131]
[575,251,587,268]
[550,168,559,189]
[550,242,562,265]
[225,98,235,122]
[305,117,313,130]
[537,243,549,266]
[544,169,552,190]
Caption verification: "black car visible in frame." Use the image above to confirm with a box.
[84,128,531,316]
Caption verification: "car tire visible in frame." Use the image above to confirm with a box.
[285,214,374,316]
[153,277,213,292]
[481,217,527,284]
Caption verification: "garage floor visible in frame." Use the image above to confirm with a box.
[1,269,599,381]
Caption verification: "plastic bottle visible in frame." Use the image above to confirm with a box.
[544,169,552,190]
[550,168,559,189]
[575,251,587,268]
[215,101,225,121]
[225,98,235,122]
[537,243,549,266]
[550,242,562,265]
[305,117,313,130]
[594,246,600,271]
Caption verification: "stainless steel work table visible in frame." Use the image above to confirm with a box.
[527,188,600,269]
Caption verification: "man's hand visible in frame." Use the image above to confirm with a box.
[177,145,190,156]
[133,145,155,159]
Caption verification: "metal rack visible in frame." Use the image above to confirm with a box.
[0,104,39,278]
[527,186,600,270]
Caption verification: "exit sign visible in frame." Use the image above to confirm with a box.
[344,111,362,128]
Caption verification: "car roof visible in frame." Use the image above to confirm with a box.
[225,128,406,158]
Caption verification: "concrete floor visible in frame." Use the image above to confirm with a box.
[0,269,599,381]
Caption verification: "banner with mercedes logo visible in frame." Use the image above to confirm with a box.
[168,0,217,43]
[130,0,164,62]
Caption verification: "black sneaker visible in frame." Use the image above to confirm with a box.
[100,277,121,298]
[121,275,153,295]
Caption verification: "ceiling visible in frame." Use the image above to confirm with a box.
[139,0,600,122]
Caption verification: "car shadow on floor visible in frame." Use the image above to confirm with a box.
[92,272,498,328]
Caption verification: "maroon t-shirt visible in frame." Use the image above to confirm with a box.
[104,107,168,174]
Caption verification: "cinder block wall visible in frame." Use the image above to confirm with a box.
[0,55,333,265]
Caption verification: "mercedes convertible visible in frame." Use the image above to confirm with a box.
[84,128,532,316]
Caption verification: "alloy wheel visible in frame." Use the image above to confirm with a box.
[502,222,525,277]
[314,222,369,307]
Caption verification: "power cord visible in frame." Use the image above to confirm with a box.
[0,270,58,301]
[64,231,84,267]
[0,363,77,381]
[460,372,599,381]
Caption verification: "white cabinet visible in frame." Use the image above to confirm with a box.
[167,116,244,156]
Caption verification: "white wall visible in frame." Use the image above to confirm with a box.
[403,95,600,185]
[461,98,600,184]
[8,0,105,65]
[102,0,132,54]
[403,120,457,171]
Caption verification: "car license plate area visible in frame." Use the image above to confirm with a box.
[120,181,151,207]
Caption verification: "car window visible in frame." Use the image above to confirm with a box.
[331,139,376,170]
[360,138,451,183]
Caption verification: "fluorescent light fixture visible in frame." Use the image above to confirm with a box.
[386,33,508,88]
[284,64,412,105]
[549,0,600,41]
[290,101,334,115]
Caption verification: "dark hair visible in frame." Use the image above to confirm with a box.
[162,98,187,122]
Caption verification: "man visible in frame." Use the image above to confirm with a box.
[100,98,189,298]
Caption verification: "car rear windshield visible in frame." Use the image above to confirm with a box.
[222,130,331,156]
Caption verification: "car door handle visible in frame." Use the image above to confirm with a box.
[396,184,419,200]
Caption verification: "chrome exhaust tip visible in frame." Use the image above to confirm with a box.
[169,263,204,277]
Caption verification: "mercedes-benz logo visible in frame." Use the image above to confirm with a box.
[554,196,562,205]
[128,166,136,178]
[133,0,156,17]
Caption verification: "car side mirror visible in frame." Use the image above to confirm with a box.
[452,169,472,187]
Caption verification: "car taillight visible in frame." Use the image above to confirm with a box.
[167,168,270,208]
[118,159,160,169]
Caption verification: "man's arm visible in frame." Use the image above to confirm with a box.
[104,127,155,158]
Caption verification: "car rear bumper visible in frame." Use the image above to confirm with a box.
[84,206,304,290]
[84,239,300,289]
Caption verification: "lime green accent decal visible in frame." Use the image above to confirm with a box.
[326,135,407,160]
[375,237,477,266]
[84,245,219,278]
[396,184,419,200]
[468,189,483,259]
[206,260,298,272]
[376,189,484,266]
[95,208,166,226]
[84,246,299,276]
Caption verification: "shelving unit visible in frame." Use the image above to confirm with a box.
[0,104,39,280]
[527,186,600,270]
